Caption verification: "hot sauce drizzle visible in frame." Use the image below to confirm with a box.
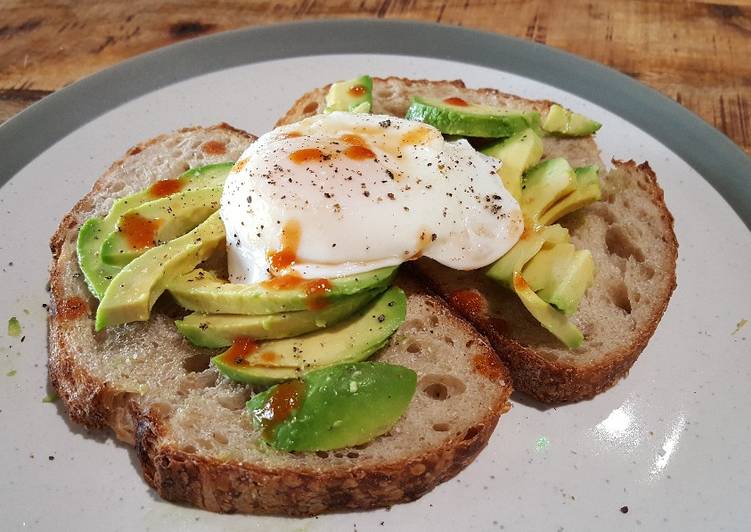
[344,145,376,161]
[444,96,470,107]
[400,127,433,146]
[258,380,306,439]
[201,140,227,155]
[149,179,184,198]
[289,148,324,164]
[268,220,301,272]
[449,289,488,316]
[220,337,259,368]
[304,278,333,310]
[261,274,332,310]
[341,134,366,147]
[348,85,366,97]
[120,213,163,250]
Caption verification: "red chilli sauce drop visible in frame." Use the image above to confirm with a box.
[268,220,301,273]
[259,379,306,439]
[220,337,259,368]
[289,148,324,164]
[349,85,366,97]
[149,179,184,198]
[344,145,376,161]
[444,96,469,107]
[201,140,227,155]
[120,213,162,250]
[449,289,488,316]
[305,278,333,310]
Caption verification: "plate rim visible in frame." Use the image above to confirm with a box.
[1,18,749,226]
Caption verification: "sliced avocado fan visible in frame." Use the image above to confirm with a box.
[95,212,225,331]
[100,185,222,267]
[77,162,232,299]
[166,266,398,315]
[487,224,593,348]
[175,288,383,348]
[212,286,407,385]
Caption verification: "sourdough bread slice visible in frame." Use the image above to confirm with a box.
[48,125,512,515]
[278,77,678,403]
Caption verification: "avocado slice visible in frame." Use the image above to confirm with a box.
[175,288,383,348]
[324,75,373,113]
[404,96,541,138]
[95,212,225,331]
[522,243,595,316]
[167,266,398,315]
[542,104,601,137]
[100,186,222,266]
[77,163,232,299]
[538,165,602,225]
[77,217,122,299]
[521,158,577,226]
[481,128,544,201]
[247,362,416,451]
[486,224,570,287]
[512,273,583,348]
[212,286,407,385]
[486,225,585,347]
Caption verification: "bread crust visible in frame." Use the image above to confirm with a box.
[278,79,678,403]
[136,373,510,516]
[47,123,513,515]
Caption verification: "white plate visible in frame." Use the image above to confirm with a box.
[1,25,749,532]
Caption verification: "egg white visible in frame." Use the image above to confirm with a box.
[221,112,523,283]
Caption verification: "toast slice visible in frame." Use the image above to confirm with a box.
[278,77,678,403]
[48,125,512,515]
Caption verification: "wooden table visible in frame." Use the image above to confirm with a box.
[1,1,749,154]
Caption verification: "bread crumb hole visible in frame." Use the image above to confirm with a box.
[608,282,632,314]
[181,445,197,453]
[433,422,450,432]
[419,374,466,399]
[347,452,359,459]
[212,432,228,445]
[182,353,211,373]
[316,451,329,458]
[423,382,448,400]
[429,315,440,327]
[605,226,645,262]
[406,342,421,353]
[642,264,655,279]
[465,339,474,348]
[333,452,344,458]
[443,336,454,346]
[303,102,318,113]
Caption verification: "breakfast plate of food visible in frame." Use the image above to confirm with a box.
[0,20,749,532]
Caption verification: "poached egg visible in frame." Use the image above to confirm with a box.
[221,112,523,283]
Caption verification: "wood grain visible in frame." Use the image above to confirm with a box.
[0,1,749,153]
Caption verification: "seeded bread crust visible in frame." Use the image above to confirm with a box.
[278,77,678,403]
[48,124,512,515]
